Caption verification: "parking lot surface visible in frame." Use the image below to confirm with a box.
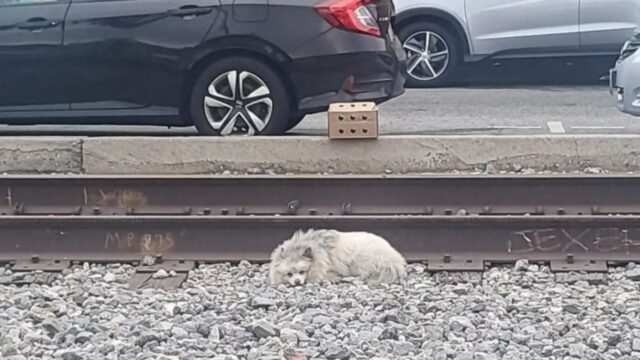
[298,86,632,135]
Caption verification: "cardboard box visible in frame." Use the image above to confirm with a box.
[327,102,379,139]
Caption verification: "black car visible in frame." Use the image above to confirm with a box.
[0,0,405,135]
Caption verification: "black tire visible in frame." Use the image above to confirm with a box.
[286,115,305,131]
[190,56,291,136]
[398,21,461,88]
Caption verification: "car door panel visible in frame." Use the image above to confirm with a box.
[64,0,220,111]
[465,0,580,55]
[0,0,70,111]
[579,0,640,52]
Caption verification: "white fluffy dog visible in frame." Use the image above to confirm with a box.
[269,229,407,286]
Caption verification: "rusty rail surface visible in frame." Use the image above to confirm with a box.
[1,175,640,272]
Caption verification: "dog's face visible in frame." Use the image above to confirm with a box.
[275,258,312,286]
[271,246,313,286]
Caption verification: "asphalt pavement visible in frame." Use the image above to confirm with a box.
[0,58,634,136]
[297,57,636,135]
[296,85,633,135]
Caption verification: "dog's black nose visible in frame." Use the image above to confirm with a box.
[294,279,301,285]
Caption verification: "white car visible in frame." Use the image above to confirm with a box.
[393,0,640,87]
[611,32,640,116]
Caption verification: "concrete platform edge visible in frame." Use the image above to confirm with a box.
[0,135,638,174]
[76,135,640,175]
[0,137,82,174]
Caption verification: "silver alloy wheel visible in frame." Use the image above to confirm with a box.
[203,70,273,136]
[402,31,450,81]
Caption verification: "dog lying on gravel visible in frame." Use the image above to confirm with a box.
[269,229,406,286]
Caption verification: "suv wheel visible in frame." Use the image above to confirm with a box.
[190,57,291,136]
[398,22,460,87]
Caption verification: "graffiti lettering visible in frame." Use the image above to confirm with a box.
[594,228,640,253]
[560,229,590,253]
[509,228,559,253]
[94,189,147,208]
[508,228,640,254]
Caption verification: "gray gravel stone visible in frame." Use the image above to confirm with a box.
[450,316,474,332]
[136,331,165,347]
[569,343,588,357]
[209,325,222,341]
[171,326,189,339]
[103,272,117,283]
[563,303,582,314]
[0,262,638,359]
[249,320,278,338]
[424,326,444,340]
[60,352,84,360]
[627,268,640,281]
[453,353,473,360]
[514,259,529,271]
[74,331,92,344]
[41,319,64,338]
[152,269,169,279]
[588,333,608,351]
[470,303,486,312]
[142,255,156,266]
[280,328,298,345]
[392,341,415,356]
[313,314,332,326]
[382,310,409,325]
[250,296,276,308]
[324,344,350,359]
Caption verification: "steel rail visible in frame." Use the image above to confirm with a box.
[1,175,640,272]
[1,215,640,272]
[1,174,640,217]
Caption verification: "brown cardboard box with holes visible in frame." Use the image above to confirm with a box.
[327,102,378,139]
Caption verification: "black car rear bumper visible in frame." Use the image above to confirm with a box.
[290,47,407,114]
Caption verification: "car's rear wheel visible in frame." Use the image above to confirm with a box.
[190,57,291,136]
[286,115,305,131]
[398,22,460,87]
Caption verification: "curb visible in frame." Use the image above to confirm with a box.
[2,135,639,174]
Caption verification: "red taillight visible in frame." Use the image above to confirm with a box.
[315,0,382,37]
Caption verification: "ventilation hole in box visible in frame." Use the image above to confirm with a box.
[350,128,356,134]
[338,116,344,121]
[338,129,344,134]
[363,129,368,133]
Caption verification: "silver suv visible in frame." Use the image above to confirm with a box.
[393,0,640,86]
[610,32,640,116]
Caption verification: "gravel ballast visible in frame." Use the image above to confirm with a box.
[1,262,640,359]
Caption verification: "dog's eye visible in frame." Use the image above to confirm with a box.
[287,272,293,277]
[299,271,305,275]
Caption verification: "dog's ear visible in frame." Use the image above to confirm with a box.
[292,229,306,241]
[302,247,313,259]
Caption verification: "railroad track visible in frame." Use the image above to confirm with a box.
[1,175,640,276]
